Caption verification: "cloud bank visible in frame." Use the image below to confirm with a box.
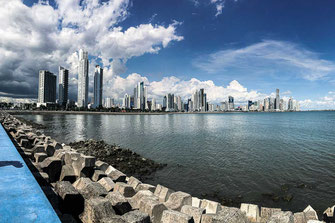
[0,0,183,98]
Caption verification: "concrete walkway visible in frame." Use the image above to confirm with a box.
[0,124,60,222]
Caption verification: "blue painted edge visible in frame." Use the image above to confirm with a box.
[0,124,61,223]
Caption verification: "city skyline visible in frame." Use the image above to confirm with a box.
[1,0,335,110]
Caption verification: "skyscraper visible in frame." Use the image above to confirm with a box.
[58,66,68,106]
[93,65,103,108]
[151,98,156,111]
[275,88,280,110]
[228,96,234,111]
[134,82,146,111]
[166,93,174,111]
[38,70,56,103]
[77,49,89,108]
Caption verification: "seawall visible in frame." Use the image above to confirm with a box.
[0,111,333,223]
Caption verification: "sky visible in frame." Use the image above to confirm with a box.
[1,0,335,109]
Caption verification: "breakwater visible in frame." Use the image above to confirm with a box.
[0,112,334,223]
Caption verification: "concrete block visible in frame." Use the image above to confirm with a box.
[73,177,93,190]
[114,182,136,197]
[181,205,205,223]
[34,152,47,163]
[59,165,77,183]
[154,184,174,203]
[106,166,126,182]
[294,212,307,223]
[92,170,107,182]
[130,190,158,209]
[161,210,194,223]
[55,181,84,215]
[201,207,250,223]
[20,138,31,148]
[240,203,260,222]
[261,207,282,222]
[72,155,96,178]
[50,140,62,150]
[64,151,81,165]
[139,196,167,223]
[128,176,142,189]
[121,210,150,223]
[44,143,56,157]
[323,205,335,217]
[191,197,202,208]
[79,182,108,199]
[200,199,222,214]
[164,191,192,211]
[268,211,294,223]
[32,145,45,155]
[106,191,132,215]
[136,183,156,193]
[80,197,116,223]
[39,157,62,182]
[303,205,318,221]
[95,160,109,172]
[98,177,115,192]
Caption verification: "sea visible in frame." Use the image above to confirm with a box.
[18,111,335,213]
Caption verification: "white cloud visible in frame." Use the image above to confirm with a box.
[194,40,335,81]
[0,0,183,99]
[299,91,335,110]
[104,73,266,104]
[209,0,224,17]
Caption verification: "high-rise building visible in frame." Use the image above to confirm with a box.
[58,66,68,106]
[163,96,167,110]
[288,97,294,111]
[38,70,57,103]
[275,89,280,110]
[123,94,131,109]
[134,82,146,111]
[228,96,234,111]
[199,89,207,111]
[166,93,174,111]
[93,65,103,108]
[151,98,156,111]
[105,97,114,108]
[77,49,89,108]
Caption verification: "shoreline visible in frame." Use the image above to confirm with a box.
[2,109,326,116]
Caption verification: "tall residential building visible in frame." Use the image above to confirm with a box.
[163,96,167,110]
[275,88,280,110]
[134,82,146,111]
[288,97,294,111]
[77,49,89,108]
[105,97,114,108]
[58,66,69,106]
[199,89,207,111]
[38,70,57,103]
[228,96,234,111]
[151,98,156,111]
[166,93,174,111]
[122,94,131,109]
[93,65,103,108]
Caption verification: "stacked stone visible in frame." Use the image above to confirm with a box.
[0,112,332,223]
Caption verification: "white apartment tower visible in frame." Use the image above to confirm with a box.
[77,49,89,108]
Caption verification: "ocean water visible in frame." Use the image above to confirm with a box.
[19,111,335,213]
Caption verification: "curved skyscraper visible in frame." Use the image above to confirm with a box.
[77,49,89,108]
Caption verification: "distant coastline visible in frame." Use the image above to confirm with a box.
[2,109,334,116]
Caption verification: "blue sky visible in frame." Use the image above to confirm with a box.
[1,0,335,109]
